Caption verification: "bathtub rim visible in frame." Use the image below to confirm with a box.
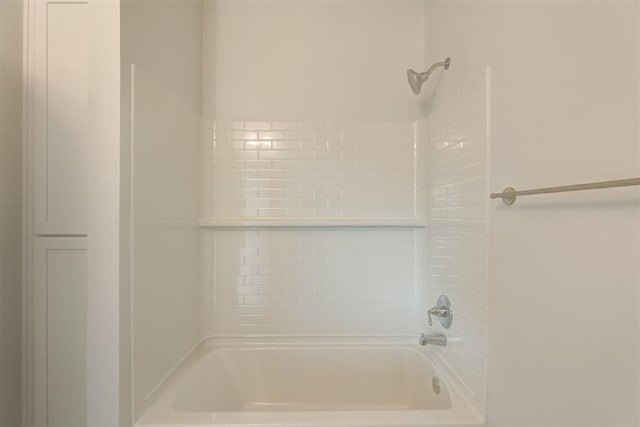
[136,336,486,427]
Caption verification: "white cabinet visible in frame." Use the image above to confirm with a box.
[28,2,90,425]
[34,238,87,427]
[33,0,88,235]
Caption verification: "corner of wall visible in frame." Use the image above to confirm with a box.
[0,0,24,424]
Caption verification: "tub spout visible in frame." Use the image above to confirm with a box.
[419,333,447,347]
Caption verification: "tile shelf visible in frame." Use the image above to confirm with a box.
[199,218,426,228]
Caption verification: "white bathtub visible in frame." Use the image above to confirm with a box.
[138,339,485,427]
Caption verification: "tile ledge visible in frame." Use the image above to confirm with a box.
[199,218,426,228]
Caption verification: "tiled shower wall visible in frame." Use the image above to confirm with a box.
[425,70,489,407]
[200,0,428,338]
[203,120,418,219]
[201,120,424,336]
[132,68,200,412]
[201,227,420,336]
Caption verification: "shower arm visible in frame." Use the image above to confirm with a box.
[421,57,451,78]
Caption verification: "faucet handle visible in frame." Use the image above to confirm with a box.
[427,295,453,329]
[427,306,449,326]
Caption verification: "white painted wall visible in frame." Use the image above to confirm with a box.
[87,0,122,424]
[122,0,203,114]
[120,0,203,419]
[204,0,424,121]
[424,1,639,425]
[0,0,23,424]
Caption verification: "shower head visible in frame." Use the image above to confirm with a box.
[407,69,427,95]
[407,57,451,95]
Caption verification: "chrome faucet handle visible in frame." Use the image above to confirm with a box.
[427,295,453,329]
[427,306,449,326]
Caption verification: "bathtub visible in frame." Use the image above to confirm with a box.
[137,338,485,427]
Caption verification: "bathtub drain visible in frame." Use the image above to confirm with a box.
[432,376,441,394]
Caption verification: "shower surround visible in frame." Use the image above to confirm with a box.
[197,0,433,341]
[131,0,488,424]
[425,71,490,407]
[200,119,423,337]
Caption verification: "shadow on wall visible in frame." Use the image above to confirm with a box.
[417,71,447,117]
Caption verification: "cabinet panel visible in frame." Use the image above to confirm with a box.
[34,1,88,234]
[34,238,87,426]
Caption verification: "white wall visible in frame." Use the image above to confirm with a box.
[204,0,424,121]
[202,0,426,337]
[87,1,122,424]
[424,1,639,425]
[0,0,23,424]
[122,0,203,114]
[120,0,203,419]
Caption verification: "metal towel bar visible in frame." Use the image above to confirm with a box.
[490,177,640,205]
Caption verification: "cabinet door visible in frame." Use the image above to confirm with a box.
[33,0,88,235]
[34,238,87,427]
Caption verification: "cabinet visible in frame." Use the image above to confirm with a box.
[28,1,89,425]
[34,238,87,426]
[33,0,88,235]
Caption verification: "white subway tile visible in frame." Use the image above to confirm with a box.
[258,131,285,140]
[426,72,489,408]
[244,121,272,131]
[201,228,418,336]
[271,121,301,130]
